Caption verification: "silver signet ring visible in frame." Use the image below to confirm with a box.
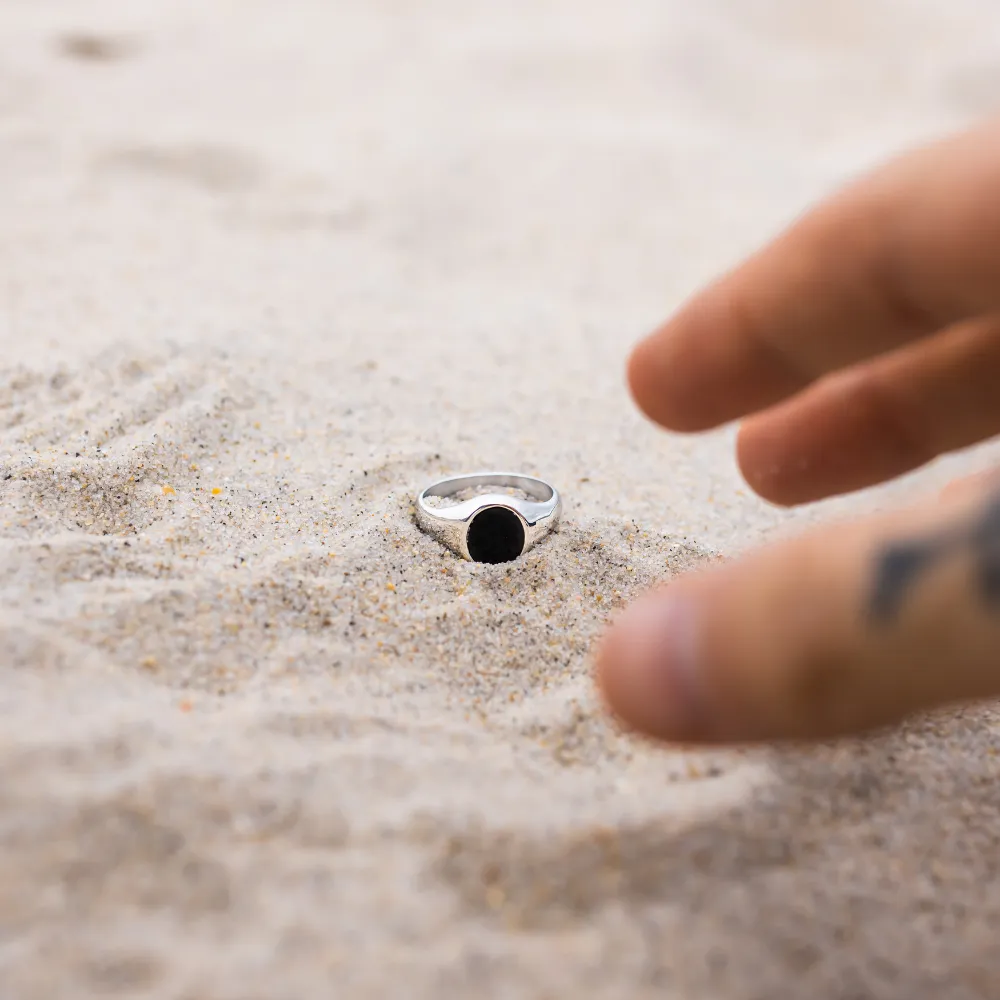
[415,472,561,563]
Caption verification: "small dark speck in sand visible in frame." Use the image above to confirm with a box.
[56,32,139,62]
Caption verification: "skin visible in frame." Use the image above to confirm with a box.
[595,118,1000,745]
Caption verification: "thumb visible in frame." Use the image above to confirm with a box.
[596,480,1000,744]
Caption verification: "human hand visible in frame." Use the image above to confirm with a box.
[597,119,1000,744]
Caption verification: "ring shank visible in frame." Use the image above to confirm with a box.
[420,473,554,503]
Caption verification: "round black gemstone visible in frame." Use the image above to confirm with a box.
[467,506,525,564]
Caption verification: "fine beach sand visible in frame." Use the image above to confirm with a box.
[4,1,1000,997]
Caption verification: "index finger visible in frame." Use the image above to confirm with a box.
[630,120,1000,432]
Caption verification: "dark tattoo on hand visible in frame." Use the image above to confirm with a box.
[869,488,1000,624]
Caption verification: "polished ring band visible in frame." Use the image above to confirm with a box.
[415,472,561,563]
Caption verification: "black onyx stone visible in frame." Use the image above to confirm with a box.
[467,506,525,564]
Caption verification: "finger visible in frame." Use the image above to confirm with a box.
[595,483,1000,743]
[629,119,1000,432]
[736,316,1000,505]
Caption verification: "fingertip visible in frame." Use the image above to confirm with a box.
[626,327,708,433]
[627,330,673,428]
[593,627,624,720]
[593,604,645,729]
[595,593,709,743]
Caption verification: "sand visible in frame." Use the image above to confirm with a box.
[3,1,1000,997]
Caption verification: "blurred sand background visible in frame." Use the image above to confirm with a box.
[3,1,1000,997]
